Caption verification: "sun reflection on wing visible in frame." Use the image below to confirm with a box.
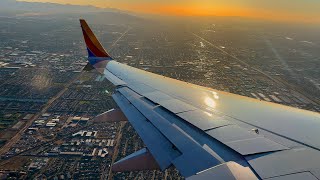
[204,96,216,109]
[212,91,219,100]
[204,111,213,117]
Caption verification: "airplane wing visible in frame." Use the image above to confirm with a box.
[80,19,320,180]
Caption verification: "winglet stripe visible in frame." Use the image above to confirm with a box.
[80,19,110,57]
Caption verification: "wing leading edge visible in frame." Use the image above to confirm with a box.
[80,20,320,180]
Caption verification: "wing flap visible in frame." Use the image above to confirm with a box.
[171,146,222,177]
[119,85,289,156]
[115,87,225,177]
[112,92,180,170]
[113,80,292,178]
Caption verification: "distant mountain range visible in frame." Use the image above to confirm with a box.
[0,0,144,24]
[0,0,119,14]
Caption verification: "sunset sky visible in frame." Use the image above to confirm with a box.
[21,0,320,22]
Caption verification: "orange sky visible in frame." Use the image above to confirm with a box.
[20,0,320,23]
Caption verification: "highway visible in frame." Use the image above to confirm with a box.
[106,122,126,180]
[193,33,320,106]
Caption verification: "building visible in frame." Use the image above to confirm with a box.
[46,122,57,127]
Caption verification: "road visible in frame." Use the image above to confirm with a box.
[109,27,131,53]
[106,122,126,180]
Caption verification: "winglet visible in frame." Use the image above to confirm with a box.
[80,19,113,73]
[80,19,111,58]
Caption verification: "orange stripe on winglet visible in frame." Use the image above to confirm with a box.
[80,19,110,57]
